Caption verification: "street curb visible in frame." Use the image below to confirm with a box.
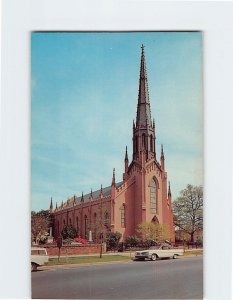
[37,254,203,271]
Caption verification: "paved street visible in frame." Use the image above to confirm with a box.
[32,256,203,299]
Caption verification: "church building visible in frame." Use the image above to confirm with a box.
[50,45,175,242]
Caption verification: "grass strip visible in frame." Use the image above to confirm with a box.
[183,250,203,256]
[47,255,131,266]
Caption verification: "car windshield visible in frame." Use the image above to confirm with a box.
[149,246,159,250]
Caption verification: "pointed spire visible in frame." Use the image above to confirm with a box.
[133,120,135,130]
[61,200,63,207]
[136,44,152,128]
[81,192,84,202]
[161,144,164,158]
[112,168,116,186]
[124,146,129,175]
[100,184,103,195]
[89,188,93,201]
[73,194,76,205]
[56,202,58,210]
[125,146,128,161]
[133,45,156,161]
[161,144,165,170]
[168,181,171,197]
[50,197,53,211]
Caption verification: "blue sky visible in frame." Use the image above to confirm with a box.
[31,32,203,212]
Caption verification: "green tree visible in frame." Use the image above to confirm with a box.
[31,210,52,244]
[173,184,203,242]
[31,214,49,244]
[137,222,171,243]
[61,224,77,240]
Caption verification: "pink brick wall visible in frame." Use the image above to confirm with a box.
[43,244,104,256]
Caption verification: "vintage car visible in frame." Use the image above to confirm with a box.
[31,247,49,271]
[134,245,184,261]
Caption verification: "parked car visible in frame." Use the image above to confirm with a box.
[134,244,184,261]
[31,247,49,271]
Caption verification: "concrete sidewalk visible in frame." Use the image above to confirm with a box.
[49,251,134,259]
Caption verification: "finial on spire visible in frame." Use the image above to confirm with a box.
[56,202,58,210]
[81,192,84,202]
[161,144,164,158]
[89,189,93,201]
[161,144,165,169]
[168,181,171,197]
[50,196,53,211]
[141,44,145,53]
[125,146,128,161]
[112,168,116,186]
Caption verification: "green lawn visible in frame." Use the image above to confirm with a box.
[47,255,131,266]
[183,249,203,256]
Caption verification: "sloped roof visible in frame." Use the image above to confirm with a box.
[57,181,123,210]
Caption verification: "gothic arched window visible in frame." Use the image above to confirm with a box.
[142,133,146,149]
[57,221,60,236]
[104,211,109,227]
[121,204,126,228]
[84,215,88,239]
[76,217,79,235]
[135,135,138,152]
[93,213,97,241]
[150,135,153,152]
[150,178,157,212]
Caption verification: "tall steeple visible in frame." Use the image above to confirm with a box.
[136,44,152,128]
[133,45,156,162]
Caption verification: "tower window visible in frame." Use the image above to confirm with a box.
[142,134,146,148]
[150,179,157,212]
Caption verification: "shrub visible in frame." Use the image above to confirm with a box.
[124,235,140,248]
[61,225,77,240]
[106,232,122,251]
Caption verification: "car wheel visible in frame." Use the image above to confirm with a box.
[151,254,157,261]
[173,254,178,259]
[31,262,37,271]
